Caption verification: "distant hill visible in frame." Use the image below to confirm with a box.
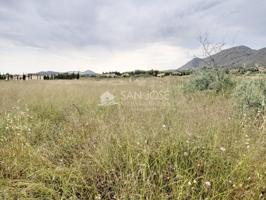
[179,46,266,70]
[37,69,96,76]
[80,70,96,76]
[37,71,59,75]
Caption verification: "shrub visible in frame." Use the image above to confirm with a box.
[0,74,6,80]
[233,79,266,112]
[185,68,235,93]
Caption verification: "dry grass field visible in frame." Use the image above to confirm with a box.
[0,77,265,199]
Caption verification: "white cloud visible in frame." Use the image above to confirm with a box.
[0,0,265,73]
[0,42,194,73]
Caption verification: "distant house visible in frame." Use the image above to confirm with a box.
[6,74,44,80]
[171,71,182,76]
[258,67,266,73]
[5,74,21,80]
[14,75,22,80]
[122,73,130,77]
[29,74,44,80]
[157,73,166,77]
[101,73,118,78]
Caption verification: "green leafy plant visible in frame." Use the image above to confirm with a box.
[233,79,266,112]
[185,68,235,94]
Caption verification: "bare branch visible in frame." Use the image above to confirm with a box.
[198,34,225,68]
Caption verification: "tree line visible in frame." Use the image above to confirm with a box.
[0,73,80,80]
[44,73,80,80]
[0,74,6,80]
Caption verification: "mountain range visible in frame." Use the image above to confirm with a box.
[179,46,266,70]
[37,70,96,76]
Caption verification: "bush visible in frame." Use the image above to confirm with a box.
[185,68,235,93]
[233,79,266,112]
[0,74,6,80]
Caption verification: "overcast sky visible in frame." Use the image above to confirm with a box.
[0,0,265,73]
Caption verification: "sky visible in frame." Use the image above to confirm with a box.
[0,0,266,74]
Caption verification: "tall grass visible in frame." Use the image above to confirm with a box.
[0,78,265,199]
